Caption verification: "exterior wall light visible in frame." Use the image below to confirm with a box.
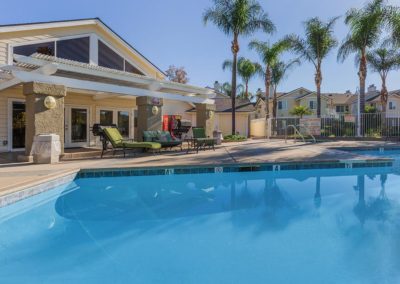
[207,110,214,119]
[152,105,159,115]
[44,96,57,109]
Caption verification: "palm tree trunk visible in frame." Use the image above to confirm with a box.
[381,75,388,136]
[359,49,367,135]
[273,85,277,119]
[245,81,249,100]
[231,34,239,135]
[315,66,322,118]
[265,66,271,119]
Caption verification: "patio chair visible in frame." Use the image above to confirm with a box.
[192,127,215,153]
[101,127,161,158]
[143,130,183,150]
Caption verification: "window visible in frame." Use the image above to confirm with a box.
[100,110,114,125]
[309,100,316,110]
[118,111,130,137]
[278,100,287,110]
[98,40,124,70]
[125,60,144,75]
[57,37,90,63]
[389,101,396,110]
[14,41,55,57]
[335,105,350,113]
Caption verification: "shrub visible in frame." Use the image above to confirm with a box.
[223,134,247,142]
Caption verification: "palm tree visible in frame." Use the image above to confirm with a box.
[248,39,290,119]
[222,57,259,100]
[286,17,338,117]
[271,59,300,118]
[366,47,400,113]
[337,0,389,119]
[221,81,245,99]
[290,105,313,119]
[203,0,275,134]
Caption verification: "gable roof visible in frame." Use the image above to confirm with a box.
[187,97,255,113]
[0,18,165,76]
[277,87,312,99]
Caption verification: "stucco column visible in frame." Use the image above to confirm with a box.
[136,96,163,141]
[22,82,66,157]
[195,103,216,138]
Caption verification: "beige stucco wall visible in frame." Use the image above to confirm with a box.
[0,23,164,79]
[250,118,266,137]
[298,96,329,116]
[215,113,249,137]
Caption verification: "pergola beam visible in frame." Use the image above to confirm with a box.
[12,70,214,104]
[14,54,215,97]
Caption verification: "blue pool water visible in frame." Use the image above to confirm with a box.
[353,149,400,160]
[1,167,400,283]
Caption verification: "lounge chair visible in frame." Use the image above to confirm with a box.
[101,127,161,158]
[191,127,215,153]
[143,130,183,150]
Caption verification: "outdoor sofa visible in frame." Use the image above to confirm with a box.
[143,130,183,150]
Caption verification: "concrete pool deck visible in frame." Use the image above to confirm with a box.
[0,139,399,198]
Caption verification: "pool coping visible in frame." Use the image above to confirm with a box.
[0,155,394,208]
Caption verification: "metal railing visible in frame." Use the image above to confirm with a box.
[285,125,305,143]
[269,112,400,139]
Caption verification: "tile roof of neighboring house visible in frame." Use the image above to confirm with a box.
[326,93,355,105]
[187,97,255,113]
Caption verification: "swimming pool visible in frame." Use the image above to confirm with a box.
[1,166,400,283]
[352,148,400,160]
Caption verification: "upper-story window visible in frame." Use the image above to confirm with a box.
[125,60,143,75]
[13,36,145,75]
[13,37,90,63]
[309,100,316,110]
[57,37,90,63]
[389,101,396,110]
[98,40,124,71]
[278,100,288,110]
[14,41,55,57]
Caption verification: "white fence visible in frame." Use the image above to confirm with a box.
[265,112,400,138]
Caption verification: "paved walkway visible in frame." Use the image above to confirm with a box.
[0,139,399,197]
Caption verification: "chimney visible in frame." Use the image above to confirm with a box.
[214,81,221,92]
[368,84,377,93]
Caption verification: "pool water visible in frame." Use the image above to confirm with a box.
[353,149,400,160]
[1,167,400,283]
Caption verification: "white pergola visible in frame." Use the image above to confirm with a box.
[0,54,215,104]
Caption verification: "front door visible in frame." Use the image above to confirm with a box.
[65,106,89,148]
[9,100,26,150]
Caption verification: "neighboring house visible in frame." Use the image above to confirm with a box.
[368,89,400,114]
[0,18,214,154]
[187,89,255,137]
[275,87,331,117]
[326,91,354,115]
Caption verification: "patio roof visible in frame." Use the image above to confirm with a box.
[0,54,215,104]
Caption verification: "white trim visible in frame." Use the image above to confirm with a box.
[11,69,215,104]
[7,98,25,152]
[89,34,98,65]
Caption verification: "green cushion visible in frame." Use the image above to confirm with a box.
[103,128,124,147]
[104,128,161,149]
[193,127,206,139]
[121,141,161,149]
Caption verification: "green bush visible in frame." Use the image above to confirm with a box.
[223,134,247,142]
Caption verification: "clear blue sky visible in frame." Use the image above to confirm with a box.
[2,0,400,94]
